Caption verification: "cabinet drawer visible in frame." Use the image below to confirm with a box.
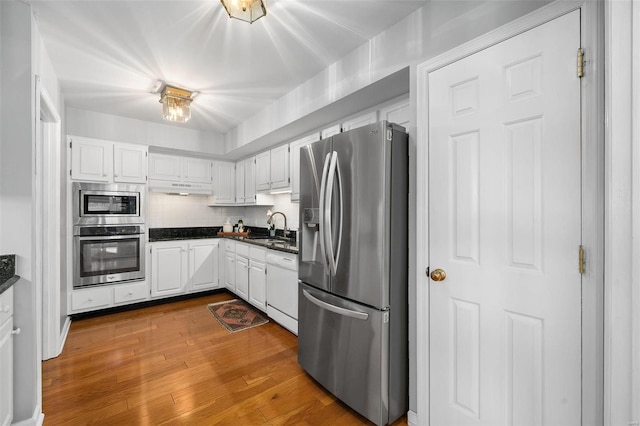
[114,282,149,304]
[0,286,13,325]
[225,240,235,252]
[235,242,249,257]
[249,246,266,262]
[71,287,111,311]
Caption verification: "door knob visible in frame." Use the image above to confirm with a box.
[430,268,446,282]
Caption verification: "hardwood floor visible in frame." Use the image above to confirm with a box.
[42,291,409,425]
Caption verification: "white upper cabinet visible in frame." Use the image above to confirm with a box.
[255,151,271,192]
[321,124,341,139]
[269,144,290,191]
[148,153,213,194]
[70,136,147,184]
[235,160,245,204]
[210,161,235,205]
[290,132,320,202]
[148,153,181,182]
[341,111,378,132]
[113,144,147,183]
[379,98,410,128]
[182,157,212,183]
[244,157,256,202]
[255,145,290,193]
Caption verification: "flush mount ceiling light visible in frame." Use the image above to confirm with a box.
[159,85,194,123]
[220,0,266,24]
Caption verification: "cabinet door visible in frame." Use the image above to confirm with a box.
[70,137,112,182]
[0,317,13,426]
[321,124,341,139]
[249,260,267,311]
[235,255,249,300]
[290,133,320,202]
[183,157,212,184]
[244,157,256,203]
[189,240,219,292]
[212,161,235,204]
[235,161,245,204]
[341,111,378,132]
[151,242,188,297]
[269,144,290,191]
[149,153,182,182]
[379,98,410,128]
[114,143,147,183]
[255,151,271,192]
[224,252,235,291]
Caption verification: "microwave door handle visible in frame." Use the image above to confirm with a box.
[303,289,369,321]
[318,152,332,271]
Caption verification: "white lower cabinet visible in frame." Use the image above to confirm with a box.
[0,287,14,426]
[150,239,221,298]
[224,241,236,292]
[188,240,220,292]
[151,241,188,298]
[71,286,112,311]
[114,282,149,305]
[235,255,249,301]
[249,248,267,311]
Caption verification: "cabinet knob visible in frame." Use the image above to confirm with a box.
[2,306,9,313]
[12,328,21,335]
[88,298,93,302]
[128,292,134,296]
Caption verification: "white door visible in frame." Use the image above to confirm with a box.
[235,255,249,300]
[70,137,112,182]
[151,242,187,298]
[255,151,271,192]
[269,144,290,191]
[428,11,581,425]
[182,157,212,184]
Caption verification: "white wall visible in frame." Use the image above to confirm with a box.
[0,1,41,422]
[147,193,299,231]
[224,1,551,155]
[66,107,226,157]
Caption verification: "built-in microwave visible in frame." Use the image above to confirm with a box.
[73,182,145,225]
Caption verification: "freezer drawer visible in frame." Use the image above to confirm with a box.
[298,282,390,426]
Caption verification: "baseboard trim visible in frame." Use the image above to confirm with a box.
[407,410,418,426]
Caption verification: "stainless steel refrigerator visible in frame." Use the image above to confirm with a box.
[297,121,408,426]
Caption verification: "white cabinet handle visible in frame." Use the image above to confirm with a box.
[128,292,134,296]
[12,328,21,335]
[88,298,93,302]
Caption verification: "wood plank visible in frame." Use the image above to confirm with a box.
[42,291,409,425]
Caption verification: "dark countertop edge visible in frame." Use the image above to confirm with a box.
[149,235,299,255]
[0,275,20,295]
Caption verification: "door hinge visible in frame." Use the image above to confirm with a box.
[578,245,585,274]
[577,48,584,78]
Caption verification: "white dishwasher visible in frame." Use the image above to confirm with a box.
[266,250,298,335]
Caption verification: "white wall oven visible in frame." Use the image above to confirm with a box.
[73,224,146,288]
[73,182,146,288]
[73,182,144,225]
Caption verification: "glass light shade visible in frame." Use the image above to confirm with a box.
[220,0,266,24]
[159,86,193,123]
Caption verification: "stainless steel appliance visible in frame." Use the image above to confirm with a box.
[73,224,146,288]
[73,182,145,225]
[297,121,408,426]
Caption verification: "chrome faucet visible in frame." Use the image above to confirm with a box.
[267,211,288,237]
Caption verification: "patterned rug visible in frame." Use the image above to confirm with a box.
[207,299,269,333]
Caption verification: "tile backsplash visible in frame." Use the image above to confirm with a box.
[147,193,300,231]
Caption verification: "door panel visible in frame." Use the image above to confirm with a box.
[298,138,332,292]
[297,282,388,426]
[428,11,581,425]
[331,122,389,309]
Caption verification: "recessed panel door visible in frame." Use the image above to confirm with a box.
[428,11,581,425]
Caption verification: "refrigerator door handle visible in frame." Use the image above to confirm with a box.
[325,151,343,276]
[318,152,332,270]
[302,289,369,321]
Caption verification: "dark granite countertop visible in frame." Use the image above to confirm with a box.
[149,227,298,255]
[0,254,19,295]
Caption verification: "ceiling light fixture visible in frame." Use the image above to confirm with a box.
[220,0,266,24]
[159,85,194,123]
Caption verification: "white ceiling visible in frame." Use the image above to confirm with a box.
[30,0,429,135]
